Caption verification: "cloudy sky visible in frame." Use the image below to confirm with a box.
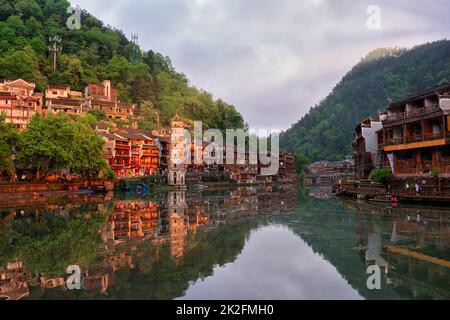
[71,0,450,131]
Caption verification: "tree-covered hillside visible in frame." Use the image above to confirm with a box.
[280,40,450,161]
[0,0,244,130]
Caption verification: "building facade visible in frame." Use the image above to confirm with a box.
[168,114,188,187]
[379,84,450,178]
[99,133,132,177]
[0,79,42,130]
[84,80,134,121]
[116,128,161,176]
[278,152,297,178]
[353,117,383,179]
[44,85,84,115]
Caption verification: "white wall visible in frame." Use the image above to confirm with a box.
[361,121,382,155]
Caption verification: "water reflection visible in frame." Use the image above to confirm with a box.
[0,186,449,300]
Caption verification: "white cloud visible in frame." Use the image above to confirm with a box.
[70,0,450,130]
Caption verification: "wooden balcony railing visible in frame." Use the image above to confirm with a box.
[381,160,450,175]
[384,104,441,122]
[385,137,404,146]
[405,135,423,143]
[424,131,444,141]
[385,131,445,146]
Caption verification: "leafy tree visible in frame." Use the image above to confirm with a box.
[87,109,107,121]
[369,168,392,184]
[0,113,20,178]
[0,46,42,82]
[17,113,71,178]
[295,153,309,178]
[6,15,24,35]
[62,120,109,183]
[16,114,109,181]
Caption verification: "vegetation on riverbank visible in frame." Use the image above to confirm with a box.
[0,113,114,181]
[0,0,244,131]
[281,41,450,161]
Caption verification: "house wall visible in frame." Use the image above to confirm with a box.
[362,121,382,155]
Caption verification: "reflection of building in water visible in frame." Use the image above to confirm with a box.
[0,280,29,300]
[349,199,450,299]
[366,232,389,272]
[168,191,188,261]
[0,261,30,300]
[81,251,133,295]
[386,246,450,299]
[185,200,208,233]
[221,189,259,221]
[0,251,135,298]
[258,189,296,215]
[104,200,159,241]
[1,188,298,299]
[308,187,333,200]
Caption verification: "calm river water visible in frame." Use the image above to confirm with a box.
[0,186,449,300]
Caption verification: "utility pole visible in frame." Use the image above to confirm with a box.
[130,33,139,63]
[155,109,160,128]
[49,36,62,71]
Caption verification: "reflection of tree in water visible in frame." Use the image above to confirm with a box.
[107,219,261,300]
[284,198,450,300]
[0,201,109,277]
[1,188,297,300]
[0,200,111,300]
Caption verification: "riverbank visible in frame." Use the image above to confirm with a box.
[0,176,298,203]
[333,180,450,205]
[0,180,114,198]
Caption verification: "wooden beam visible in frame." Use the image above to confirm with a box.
[387,246,450,269]
[384,139,447,152]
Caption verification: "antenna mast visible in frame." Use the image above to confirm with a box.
[48,36,62,71]
[131,33,139,63]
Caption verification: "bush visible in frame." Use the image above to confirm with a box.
[431,167,441,178]
[369,168,392,184]
[103,166,116,180]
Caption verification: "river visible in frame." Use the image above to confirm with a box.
[0,186,449,300]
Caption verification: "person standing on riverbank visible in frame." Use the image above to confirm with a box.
[415,182,420,196]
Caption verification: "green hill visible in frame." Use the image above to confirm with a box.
[0,0,244,130]
[280,40,450,161]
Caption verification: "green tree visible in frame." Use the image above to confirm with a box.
[0,113,20,178]
[17,114,108,181]
[295,153,309,178]
[0,46,41,82]
[369,168,392,184]
[6,15,25,35]
[87,109,107,121]
[62,119,109,184]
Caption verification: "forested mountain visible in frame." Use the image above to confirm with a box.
[0,0,244,130]
[280,40,450,161]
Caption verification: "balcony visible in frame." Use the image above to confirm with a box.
[385,137,404,146]
[384,104,441,123]
[393,159,433,175]
[384,131,447,151]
